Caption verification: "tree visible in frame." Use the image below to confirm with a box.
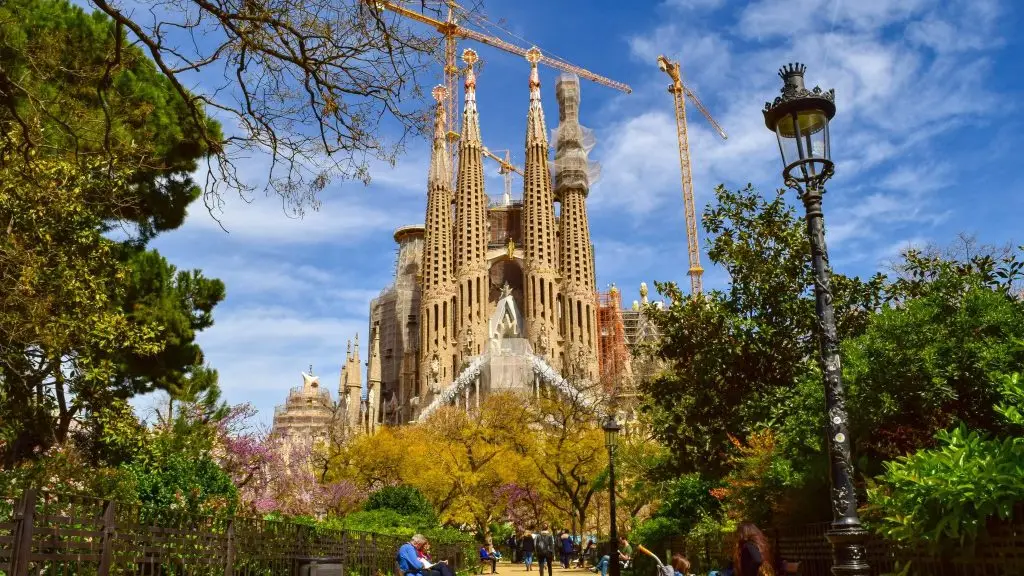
[0,0,226,467]
[0,0,221,238]
[639,185,885,477]
[2,0,445,209]
[424,394,533,537]
[844,247,1024,467]
[528,385,608,535]
[0,154,162,467]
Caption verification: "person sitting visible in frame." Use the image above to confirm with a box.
[420,541,454,576]
[670,553,691,576]
[576,537,595,568]
[593,537,632,576]
[480,542,498,574]
[398,535,430,576]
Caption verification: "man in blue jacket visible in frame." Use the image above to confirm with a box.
[398,534,429,576]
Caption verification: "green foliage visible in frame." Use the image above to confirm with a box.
[0,0,225,468]
[328,509,472,545]
[631,517,682,549]
[652,474,721,535]
[641,185,883,478]
[0,0,220,237]
[843,273,1024,466]
[365,485,436,520]
[994,369,1024,429]
[0,154,162,467]
[866,425,1024,547]
[124,449,238,517]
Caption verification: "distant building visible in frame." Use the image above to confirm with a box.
[271,368,334,439]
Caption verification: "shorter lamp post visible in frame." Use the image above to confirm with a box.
[603,416,622,576]
[762,63,869,575]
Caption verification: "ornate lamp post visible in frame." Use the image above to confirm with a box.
[602,415,622,576]
[762,63,869,575]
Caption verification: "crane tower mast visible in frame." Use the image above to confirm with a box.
[657,55,727,295]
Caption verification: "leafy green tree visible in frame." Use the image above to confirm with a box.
[0,0,219,238]
[844,251,1024,466]
[0,0,226,468]
[640,185,884,477]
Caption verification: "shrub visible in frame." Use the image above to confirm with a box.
[866,424,1024,547]
[365,485,435,519]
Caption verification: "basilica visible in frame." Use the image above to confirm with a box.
[273,49,656,438]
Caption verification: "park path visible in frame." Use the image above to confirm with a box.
[487,558,595,576]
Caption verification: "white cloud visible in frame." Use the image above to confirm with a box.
[593,0,1006,250]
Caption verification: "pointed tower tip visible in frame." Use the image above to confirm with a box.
[525,47,547,146]
[460,49,481,144]
[429,85,451,186]
[526,47,542,100]
[431,85,447,139]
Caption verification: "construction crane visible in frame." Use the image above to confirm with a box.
[657,55,728,296]
[482,147,522,205]
[369,1,631,178]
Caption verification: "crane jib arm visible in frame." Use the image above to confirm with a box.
[370,0,631,94]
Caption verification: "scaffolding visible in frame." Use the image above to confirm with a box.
[595,287,631,388]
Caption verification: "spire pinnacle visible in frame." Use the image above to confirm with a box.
[460,49,481,145]
[525,47,547,146]
[526,47,542,101]
[429,85,451,186]
[463,49,478,101]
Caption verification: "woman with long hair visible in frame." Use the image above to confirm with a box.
[733,523,771,576]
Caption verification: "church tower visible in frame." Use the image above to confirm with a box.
[419,86,456,400]
[453,49,490,368]
[554,74,600,381]
[521,48,561,365]
[366,329,382,434]
[340,338,361,429]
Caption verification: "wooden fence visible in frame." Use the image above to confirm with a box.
[638,511,1024,576]
[0,489,469,576]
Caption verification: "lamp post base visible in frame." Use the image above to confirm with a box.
[826,521,870,576]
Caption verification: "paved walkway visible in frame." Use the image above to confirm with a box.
[485,559,596,576]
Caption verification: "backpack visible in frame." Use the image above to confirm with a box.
[536,533,553,556]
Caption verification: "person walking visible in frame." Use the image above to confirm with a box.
[507,532,520,564]
[535,525,556,576]
[734,523,771,576]
[521,529,536,572]
[559,530,573,569]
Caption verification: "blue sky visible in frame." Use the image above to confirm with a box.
[142,0,1023,425]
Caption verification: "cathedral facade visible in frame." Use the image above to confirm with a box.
[366,50,603,426]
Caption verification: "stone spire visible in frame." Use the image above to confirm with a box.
[521,47,561,361]
[554,73,599,381]
[419,85,456,402]
[453,48,489,364]
[342,338,361,430]
[366,328,382,434]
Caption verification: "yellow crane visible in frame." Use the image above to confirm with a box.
[657,55,728,296]
[369,1,631,178]
[482,147,522,205]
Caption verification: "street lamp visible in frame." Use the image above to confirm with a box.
[763,63,869,575]
[602,415,621,576]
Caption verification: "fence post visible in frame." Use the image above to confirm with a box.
[11,489,37,576]
[341,531,349,576]
[97,499,117,576]
[371,533,378,575]
[225,519,235,576]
